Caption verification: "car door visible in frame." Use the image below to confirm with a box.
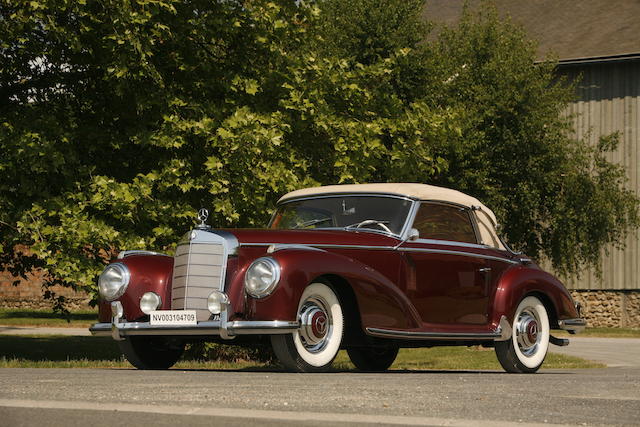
[399,202,494,326]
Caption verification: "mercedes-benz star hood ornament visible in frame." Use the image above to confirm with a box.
[196,208,209,229]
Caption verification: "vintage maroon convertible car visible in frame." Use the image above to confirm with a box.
[90,183,585,373]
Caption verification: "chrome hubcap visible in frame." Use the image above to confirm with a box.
[299,296,332,353]
[515,308,541,356]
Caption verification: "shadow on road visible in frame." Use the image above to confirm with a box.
[0,336,121,362]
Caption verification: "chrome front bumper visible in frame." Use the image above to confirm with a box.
[90,302,299,341]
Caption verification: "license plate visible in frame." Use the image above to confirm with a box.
[150,310,197,326]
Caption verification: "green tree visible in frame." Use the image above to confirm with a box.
[0,0,637,310]
[422,3,639,275]
[0,0,452,307]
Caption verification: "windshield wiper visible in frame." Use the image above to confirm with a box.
[292,218,333,229]
[344,219,392,234]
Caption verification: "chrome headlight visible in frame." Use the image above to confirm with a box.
[244,257,281,298]
[98,263,130,301]
[139,292,162,315]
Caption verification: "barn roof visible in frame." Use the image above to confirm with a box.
[424,0,640,63]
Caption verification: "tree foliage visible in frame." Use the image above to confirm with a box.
[421,4,639,275]
[0,0,637,307]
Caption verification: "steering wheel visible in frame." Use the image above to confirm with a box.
[353,219,392,234]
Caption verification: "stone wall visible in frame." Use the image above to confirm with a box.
[570,290,640,328]
[0,268,92,311]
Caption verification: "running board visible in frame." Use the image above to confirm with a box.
[366,316,512,341]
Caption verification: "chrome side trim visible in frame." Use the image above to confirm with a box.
[558,318,587,333]
[366,327,502,341]
[366,315,511,341]
[241,242,397,251]
[117,250,169,259]
[242,242,516,264]
[266,244,326,254]
[397,247,519,265]
[411,238,491,250]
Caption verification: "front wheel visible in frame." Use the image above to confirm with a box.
[118,336,184,370]
[495,295,550,373]
[271,282,344,372]
[348,346,398,372]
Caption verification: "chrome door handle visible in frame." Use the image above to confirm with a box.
[478,267,492,273]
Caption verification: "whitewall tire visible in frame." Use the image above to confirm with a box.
[271,282,344,372]
[495,295,550,373]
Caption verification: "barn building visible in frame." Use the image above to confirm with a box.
[426,0,640,326]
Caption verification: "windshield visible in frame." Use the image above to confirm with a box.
[269,195,414,236]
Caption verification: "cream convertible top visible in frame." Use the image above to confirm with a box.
[278,183,506,249]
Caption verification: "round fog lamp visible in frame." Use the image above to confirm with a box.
[140,292,162,315]
[207,291,229,315]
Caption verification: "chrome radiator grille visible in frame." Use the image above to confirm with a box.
[171,233,228,321]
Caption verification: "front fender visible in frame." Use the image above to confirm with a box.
[491,265,579,328]
[243,248,422,330]
[98,255,174,322]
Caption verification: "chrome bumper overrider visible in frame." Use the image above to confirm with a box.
[558,318,587,333]
[90,302,299,341]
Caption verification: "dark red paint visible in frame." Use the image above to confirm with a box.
[109,255,173,321]
[99,227,580,338]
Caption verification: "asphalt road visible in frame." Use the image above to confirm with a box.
[549,336,640,367]
[0,366,639,426]
[1,329,639,425]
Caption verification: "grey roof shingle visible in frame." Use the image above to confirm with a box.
[424,0,640,61]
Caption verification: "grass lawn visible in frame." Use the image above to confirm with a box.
[0,335,604,370]
[0,308,97,328]
[554,327,640,338]
[0,308,630,370]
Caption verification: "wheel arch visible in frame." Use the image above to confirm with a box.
[492,265,578,329]
[245,249,421,330]
[525,290,559,329]
[312,273,368,346]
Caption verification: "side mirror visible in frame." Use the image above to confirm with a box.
[408,228,419,241]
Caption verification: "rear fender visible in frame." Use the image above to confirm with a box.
[492,265,579,328]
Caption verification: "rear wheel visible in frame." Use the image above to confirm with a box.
[495,296,550,373]
[271,282,344,372]
[118,336,184,370]
[348,346,398,372]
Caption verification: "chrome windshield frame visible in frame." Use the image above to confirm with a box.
[269,193,419,240]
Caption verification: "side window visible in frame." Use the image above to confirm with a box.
[412,203,477,244]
